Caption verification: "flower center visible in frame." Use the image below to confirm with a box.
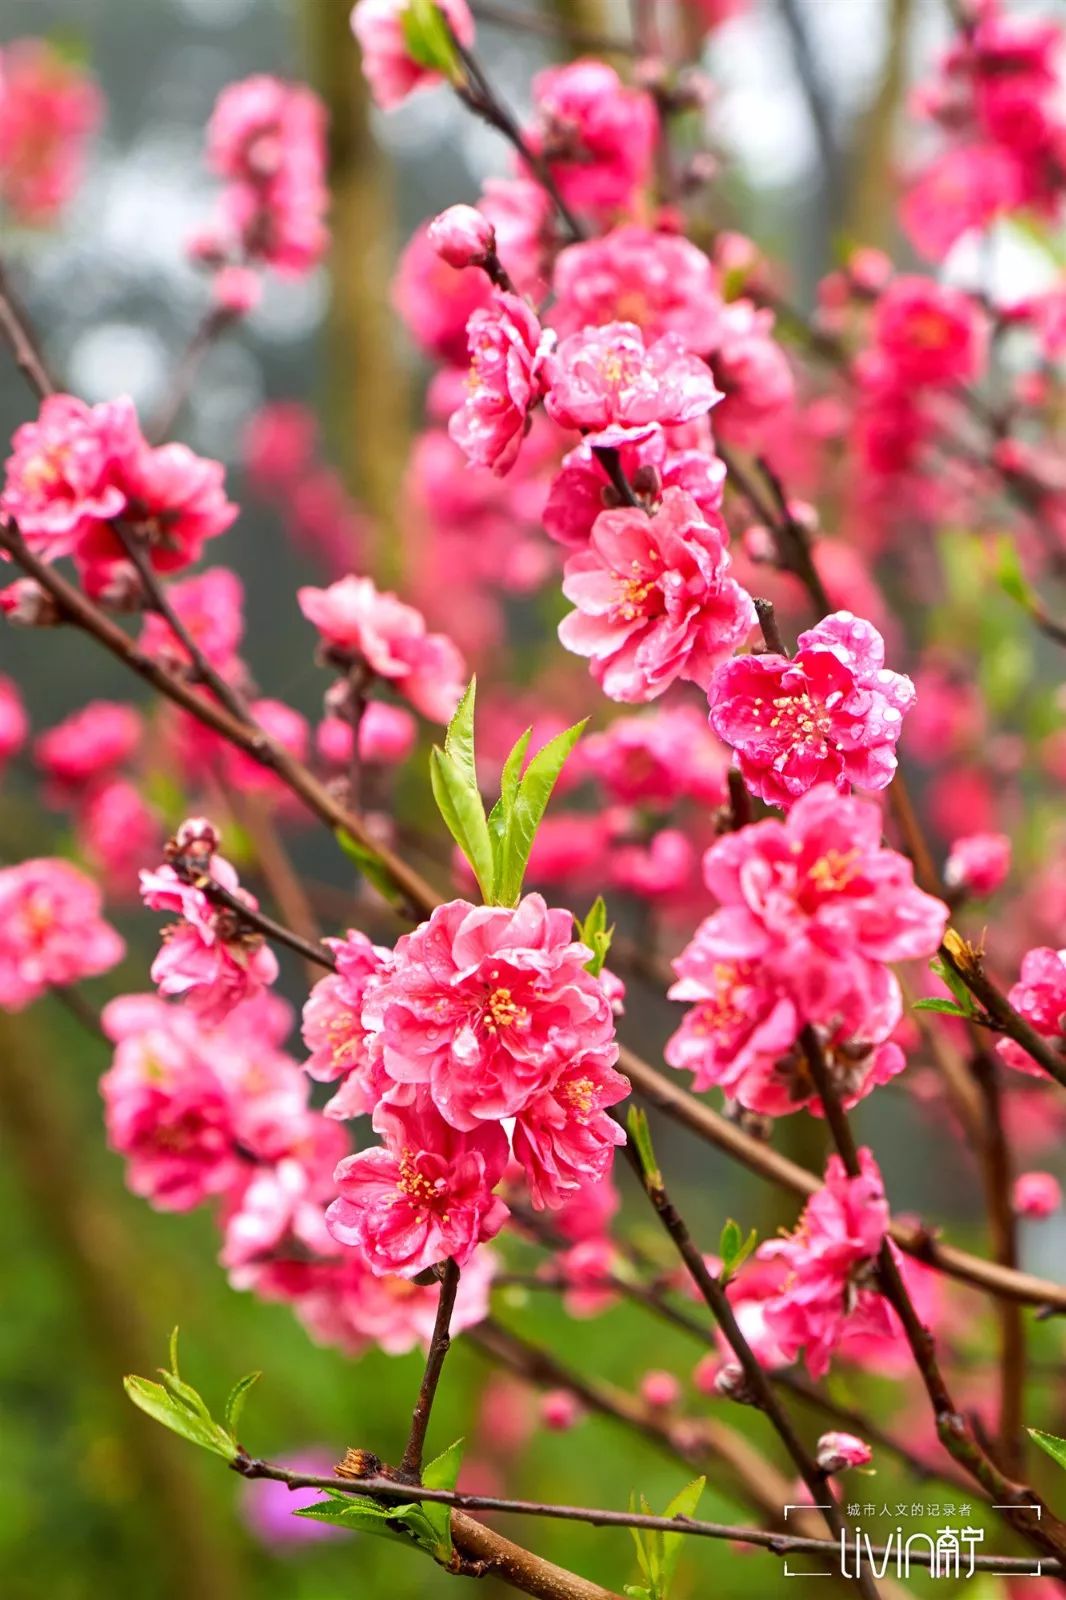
[689,963,748,1033]
[611,560,658,622]
[751,690,833,752]
[807,848,860,894]
[483,985,528,1034]
[562,1076,595,1115]
[397,1148,444,1208]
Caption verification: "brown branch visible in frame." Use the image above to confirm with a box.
[231,1456,1062,1575]
[618,1043,1066,1312]
[0,258,56,399]
[799,1025,1066,1565]
[399,1258,461,1482]
[619,1143,881,1600]
[150,306,236,443]
[0,523,440,919]
[940,932,1066,1091]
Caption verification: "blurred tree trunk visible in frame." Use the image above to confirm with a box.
[844,0,913,248]
[300,0,410,574]
[0,1014,243,1600]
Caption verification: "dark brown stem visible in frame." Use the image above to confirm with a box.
[799,1025,1066,1564]
[940,933,1066,1091]
[187,868,337,973]
[754,596,787,655]
[0,259,56,399]
[451,37,585,241]
[110,519,254,728]
[592,445,643,509]
[0,522,439,918]
[399,1258,461,1482]
[618,1043,1066,1311]
[970,1045,1025,1474]
[150,306,236,443]
[620,1144,881,1600]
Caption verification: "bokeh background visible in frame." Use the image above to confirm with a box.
[2,1,1065,1596]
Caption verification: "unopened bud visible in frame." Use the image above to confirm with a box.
[0,577,60,626]
[427,204,496,270]
[713,1361,756,1404]
[816,1431,872,1473]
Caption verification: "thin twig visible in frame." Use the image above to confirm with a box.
[399,1259,462,1482]
[799,1025,1066,1565]
[620,1141,881,1600]
[150,307,236,443]
[0,259,56,398]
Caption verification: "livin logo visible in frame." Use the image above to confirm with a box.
[781,1505,1045,1582]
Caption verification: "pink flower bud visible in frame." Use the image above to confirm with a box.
[541,1389,582,1431]
[0,577,59,626]
[816,1431,872,1473]
[944,832,1011,898]
[173,816,221,856]
[1013,1171,1062,1220]
[640,1370,681,1409]
[427,205,495,270]
[213,265,263,316]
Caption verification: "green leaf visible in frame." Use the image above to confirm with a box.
[430,747,494,901]
[415,1438,465,1560]
[224,1372,261,1437]
[296,1494,413,1545]
[124,1376,237,1462]
[444,678,479,791]
[1030,1429,1066,1473]
[576,896,613,978]
[718,1221,757,1282]
[912,997,970,1018]
[159,1370,213,1420]
[486,728,531,864]
[168,1326,181,1379]
[995,536,1033,609]
[494,720,587,905]
[423,1438,464,1492]
[399,0,462,77]
[929,956,976,1015]
[334,828,406,912]
[660,1477,705,1590]
[626,1107,661,1191]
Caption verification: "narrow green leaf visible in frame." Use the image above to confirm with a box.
[718,1223,757,1282]
[168,1326,181,1379]
[661,1477,705,1588]
[159,1370,213,1420]
[576,896,613,977]
[500,728,532,810]
[224,1371,261,1438]
[497,720,587,905]
[444,678,479,791]
[912,997,970,1017]
[124,1376,237,1461]
[296,1495,411,1546]
[423,1438,464,1492]
[626,1107,661,1190]
[430,748,494,901]
[929,956,975,1014]
[1030,1429,1066,1473]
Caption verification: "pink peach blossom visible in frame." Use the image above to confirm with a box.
[35,701,142,792]
[527,60,657,219]
[708,611,915,805]
[0,40,101,224]
[298,574,466,723]
[944,831,1011,897]
[449,292,554,474]
[327,1093,509,1276]
[0,857,124,1010]
[301,930,391,1118]
[758,1149,892,1379]
[558,488,754,703]
[545,322,721,447]
[550,225,722,350]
